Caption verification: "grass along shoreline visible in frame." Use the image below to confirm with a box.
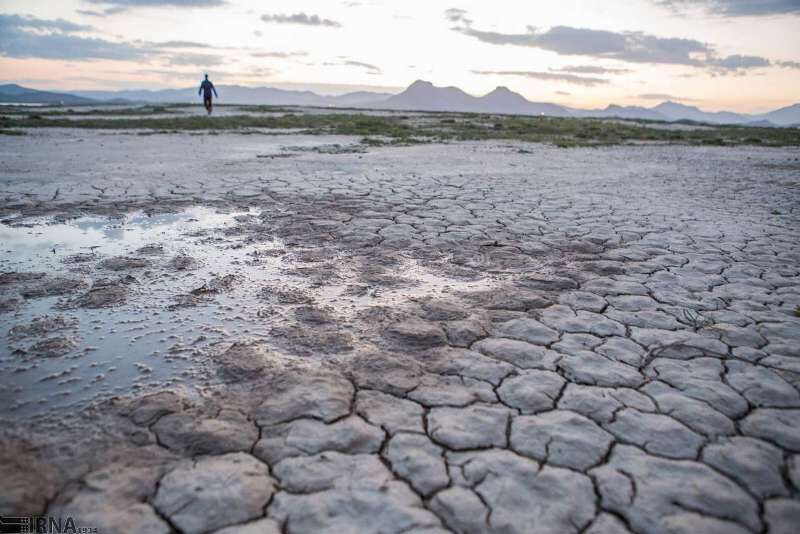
[2,107,799,147]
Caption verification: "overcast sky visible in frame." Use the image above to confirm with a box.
[1,0,798,112]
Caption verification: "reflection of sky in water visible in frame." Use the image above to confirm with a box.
[0,206,265,419]
[0,206,496,419]
[0,207,250,260]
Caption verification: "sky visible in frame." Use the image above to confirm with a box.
[0,0,798,112]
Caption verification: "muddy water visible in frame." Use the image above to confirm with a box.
[0,207,279,417]
[0,207,497,418]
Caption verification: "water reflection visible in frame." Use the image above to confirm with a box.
[0,206,265,418]
[0,207,255,259]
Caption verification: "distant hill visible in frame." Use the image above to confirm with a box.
[758,103,800,127]
[478,86,569,116]
[71,85,391,107]
[0,83,97,105]
[332,91,394,107]
[651,101,749,124]
[379,80,478,112]
[378,80,571,116]
[3,81,799,127]
[370,81,798,125]
[745,120,777,128]
[572,104,668,121]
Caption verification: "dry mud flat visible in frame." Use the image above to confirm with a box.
[1,130,800,533]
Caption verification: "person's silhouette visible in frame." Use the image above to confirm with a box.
[198,74,218,115]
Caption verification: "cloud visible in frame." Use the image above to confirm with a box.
[216,67,278,79]
[166,52,225,66]
[85,0,224,7]
[130,66,277,81]
[0,14,230,62]
[0,13,90,32]
[342,1,381,6]
[472,69,608,86]
[455,24,708,64]
[144,40,208,48]
[0,13,145,60]
[251,51,308,58]
[449,12,776,74]
[444,8,472,24]
[708,54,770,70]
[776,60,800,68]
[551,64,632,75]
[130,68,209,78]
[80,0,225,15]
[637,93,698,100]
[654,0,800,17]
[342,60,381,73]
[556,91,571,95]
[261,13,341,27]
[77,7,127,17]
[324,58,382,74]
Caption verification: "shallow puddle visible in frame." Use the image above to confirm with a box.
[1,206,498,418]
[0,207,280,417]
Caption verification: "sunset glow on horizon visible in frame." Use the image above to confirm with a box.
[1,0,798,113]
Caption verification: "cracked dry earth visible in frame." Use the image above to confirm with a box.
[2,129,800,534]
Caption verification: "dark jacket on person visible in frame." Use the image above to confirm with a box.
[199,80,218,98]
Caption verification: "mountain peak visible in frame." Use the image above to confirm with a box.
[407,80,434,89]
[655,100,698,111]
[489,86,513,94]
[0,83,32,95]
[483,86,528,105]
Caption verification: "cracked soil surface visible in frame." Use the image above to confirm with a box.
[1,128,800,533]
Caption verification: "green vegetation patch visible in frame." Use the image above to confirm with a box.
[2,109,798,148]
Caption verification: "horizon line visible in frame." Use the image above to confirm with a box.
[2,79,797,115]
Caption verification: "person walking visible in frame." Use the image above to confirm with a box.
[198,74,218,115]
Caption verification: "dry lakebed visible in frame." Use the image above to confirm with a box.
[1,108,799,533]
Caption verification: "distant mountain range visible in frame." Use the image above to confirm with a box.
[0,83,98,105]
[379,81,570,117]
[2,81,798,127]
[69,85,394,108]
